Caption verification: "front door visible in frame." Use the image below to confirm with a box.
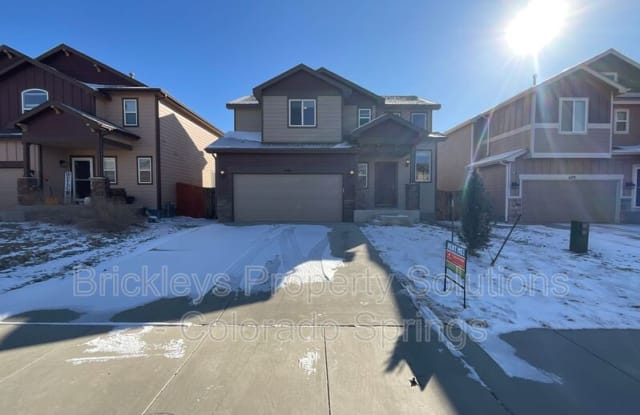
[71,157,93,200]
[375,162,397,208]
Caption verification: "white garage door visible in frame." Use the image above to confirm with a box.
[233,174,343,222]
[522,179,618,223]
[0,168,21,210]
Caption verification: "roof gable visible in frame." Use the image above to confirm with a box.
[350,113,425,144]
[316,67,383,105]
[0,45,28,72]
[586,49,640,91]
[37,44,145,87]
[252,64,351,100]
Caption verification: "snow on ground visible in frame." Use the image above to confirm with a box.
[0,217,210,293]
[363,223,640,382]
[65,326,186,365]
[0,222,343,321]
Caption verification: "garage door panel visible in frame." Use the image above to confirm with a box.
[522,180,617,223]
[0,169,21,210]
[234,174,342,222]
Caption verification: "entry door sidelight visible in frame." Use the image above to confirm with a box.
[71,157,93,200]
[374,162,398,208]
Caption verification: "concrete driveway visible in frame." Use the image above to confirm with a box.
[0,223,506,415]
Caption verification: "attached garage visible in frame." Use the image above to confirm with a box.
[0,168,21,210]
[521,177,620,223]
[233,174,343,222]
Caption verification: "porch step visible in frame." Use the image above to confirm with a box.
[371,214,413,226]
[354,209,419,225]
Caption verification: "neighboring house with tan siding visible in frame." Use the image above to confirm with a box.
[0,44,221,212]
[208,64,445,223]
[439,49,640,224]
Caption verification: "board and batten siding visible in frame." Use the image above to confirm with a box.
[158,100,219,207]
[96,92,158,208]
[262,95,342,143]
[234,107,261,132]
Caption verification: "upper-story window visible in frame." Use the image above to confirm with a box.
[288,99,316,127]
[615,109,629,134]
[123,98,139,127]
[559,98,588,134]
[358,108,372,127]
[411,112,427,129]
[21,89,49,113]
[601,72,619,82]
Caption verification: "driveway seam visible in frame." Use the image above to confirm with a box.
[552,329,640,384]
[140,335,206,415]
[322,327,332,415]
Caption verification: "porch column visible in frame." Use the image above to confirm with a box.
[96,131,104,177]
[22,141,31,177]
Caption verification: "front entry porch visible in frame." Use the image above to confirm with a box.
[13,102,140,206]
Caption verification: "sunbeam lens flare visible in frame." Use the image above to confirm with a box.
[506,0,568,56]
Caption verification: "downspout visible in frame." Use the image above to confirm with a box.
[155,93,164,211]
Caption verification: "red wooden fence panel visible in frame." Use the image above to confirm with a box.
[176,182,206,218]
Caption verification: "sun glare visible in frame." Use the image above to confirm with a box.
[506,0,568,56]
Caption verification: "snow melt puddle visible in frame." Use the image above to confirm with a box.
[66,326,185,365]
[298,351,319,376]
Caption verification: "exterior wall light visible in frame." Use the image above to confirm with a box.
[349,169,355,175]
[405,159,411,167]
[219,170,225,175]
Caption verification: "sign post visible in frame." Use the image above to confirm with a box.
[444,240,468,308]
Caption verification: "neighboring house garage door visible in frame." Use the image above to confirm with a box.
[0,168,21,210]
[234,174,343,222]
[521,179,618,223]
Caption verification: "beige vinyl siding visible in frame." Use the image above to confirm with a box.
[96,92,158,208]
[234,107,261,132]
[158,101,219,207]
[478,164,506,220]
[489,129,531,155]
[437,124,471,191]
[533,127,610,154]
[343,104,358,134]
[262,95,342,143]
[0,168,21,209]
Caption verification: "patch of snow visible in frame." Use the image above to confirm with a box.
[298,350,319,376]
[363,223,640,383]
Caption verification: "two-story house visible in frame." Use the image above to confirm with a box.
[206,64,444,223]
[439,49,640,224]
[0,44,222,211]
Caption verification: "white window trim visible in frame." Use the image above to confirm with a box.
[288,98,317,128]
[559,97,589,134]
[410,112,427,129]
[137,156,153,185]
[633,165,640,209]
[358,108,372,127]
[123,98,139,127]
[614,109,630,134]
[21,88,49,113]
[358,162,368,188]
[103,157,117,184]
[601,72,618,82]
[414,149,432,183]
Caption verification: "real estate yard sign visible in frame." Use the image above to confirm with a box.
[444,240,467,308]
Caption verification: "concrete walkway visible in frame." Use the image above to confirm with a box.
[0,224,506,415]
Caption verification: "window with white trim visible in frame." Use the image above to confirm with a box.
[414,150,432,182]
[357,162,368,188]
[615,109,629,134]
[288,99,316,127]
[123,98,139,126]
[137,156,153,184]
[601,72,618,82]
[358,108,371,127]
[411,112,427,129]
[559,98,588,133]
[21,89,48,113]
[103,157,117,184]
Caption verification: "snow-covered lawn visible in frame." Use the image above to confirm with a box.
[363,223,640,382]
[0,218,209,293]
[0,222,343,322]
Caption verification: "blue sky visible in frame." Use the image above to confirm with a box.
[2,0,639,133]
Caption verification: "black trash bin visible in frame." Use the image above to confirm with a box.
[570,221,589,253]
